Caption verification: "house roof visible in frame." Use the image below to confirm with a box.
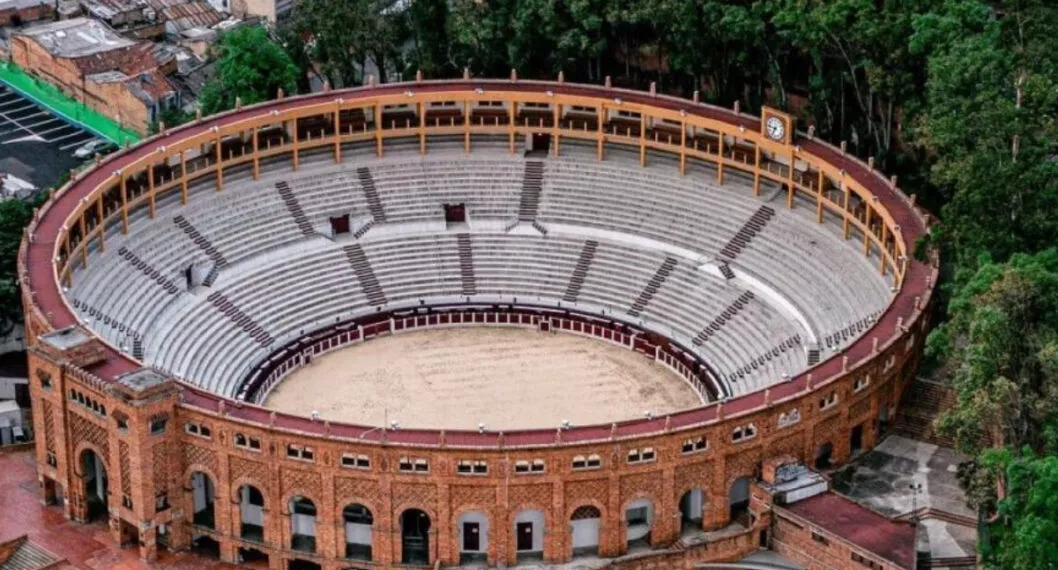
[0,0,50,12]
[161,0,224,31]
[779,492,918,570]
[14,17,134,58]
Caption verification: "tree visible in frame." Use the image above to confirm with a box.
[407,0,452,77]
[199,26,300,115]
[0,193,47,336]
[987,451,1058,570]
[927,250,1058,456]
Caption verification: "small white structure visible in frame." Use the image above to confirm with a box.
[0,400,24,445]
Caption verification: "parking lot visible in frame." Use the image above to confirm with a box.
[0,83,102,191]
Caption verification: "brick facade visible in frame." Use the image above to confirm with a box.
[19,81,936,570]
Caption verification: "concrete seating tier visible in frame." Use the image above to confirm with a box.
[65,142,891,401]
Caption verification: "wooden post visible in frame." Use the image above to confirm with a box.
[419,101,426,155]
[552,103,561,157]
[96,196,105,252]
[79,214,88,267]
[863,205,872,255]
[147,162,155,219]
[786,149,796,209]
[214,136,223,190]
[596,104,605,160]
[463,99,470,154]
[333,102,342,163]
[374,103,383,157]
[119,173,128,234]
[252,127,260,179]
[679,120,687,175]
[879,224,888,275]
[752,145,761,196]
[639,113,646,166]
[292,119,300,171]
[816,169,824,223]
[180,151,188,204]
[842,179,851,240]
[717,135,725,184]
[508,101,517,154]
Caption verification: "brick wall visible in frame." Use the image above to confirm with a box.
[772,509,908,570]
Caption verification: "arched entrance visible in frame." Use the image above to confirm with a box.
[190,472,216,529]
[570,505,601,558]
[238,485,265,542]
[400,509,431,565]
[624,498,653,550]
[80,449,108,521]
[728,477,751,526]
[457,510,489,564]
[342,503,373,560]
[513,509,544,562]
[678,489,704,535]
[289,496,317,553]
[815,442,834,469]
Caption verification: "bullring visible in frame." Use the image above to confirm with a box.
[19,78,936,570]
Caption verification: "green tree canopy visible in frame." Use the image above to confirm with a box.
[199,26,300,115]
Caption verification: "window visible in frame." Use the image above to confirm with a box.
[399,457,429,473]
[457,460,488,475]
[852,552,884,570]
[626,506,649,526]
[854,376,871,393]
[115,417,129,431]
[732,423,758,442]
[778,408,801,428]
[156,493,170,512]
[811,532,829,545]
[149,418,167,434]
[37,371,52,390]
[682,437,708,454]
[572,454,601,471]
[627,448,656,464]
[286,444,314,462]
[185,422,212,439]
[45,452,57,467]
[341,454,371,470]
[122,495,133,509]
[235,433,261,451]
[819,392,839,411]
[515,459,546,474]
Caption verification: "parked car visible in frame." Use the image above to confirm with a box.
[73,139,116,159]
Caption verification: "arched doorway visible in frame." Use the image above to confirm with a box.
[238,485,265,542]
[289,496,317,553]
[513,509,544,562]
[400,509,431,565]
[80,449,108,521]
[728,477,751,526]
[815,442,834,469]
[624,498,653,550]
[570,505,601,558]
[342,503,373,560]
[678,489,704,535]
[190,472,216,529]
[457,510,489,564]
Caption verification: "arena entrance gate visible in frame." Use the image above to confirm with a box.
[80,449,108,522]
[401,509,431,564]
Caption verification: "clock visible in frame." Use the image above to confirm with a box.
[765,116,786,142]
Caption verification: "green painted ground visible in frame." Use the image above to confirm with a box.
[0,62,141,145]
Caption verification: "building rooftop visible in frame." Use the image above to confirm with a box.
[0,0,49,11]
[780,492,918,570]
[15,17,134,58]
[38,326,93,350]
[116,367,169,392]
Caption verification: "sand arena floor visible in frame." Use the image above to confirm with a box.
[264,327,704,430]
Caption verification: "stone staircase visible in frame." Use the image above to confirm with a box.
[628,257,678,317]
[352,219,375,239]
[117,247,181,295]
[518,161,544,221]
[693,291,756,346]
[718,206,775,261]
[457,234,476,296]
[205,291,274,347]
[357,167,388,222]
[718,262,735,280]
[174,215,229,267]
[341,244,387,305]
[806,347,820,366]
[275,181,314,236]
[893,378,957,448]
[563,240,598,302]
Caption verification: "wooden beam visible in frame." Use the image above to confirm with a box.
[147,163,155,219]
[96,195,105,253]
[786,149,796,209]
[292,119,300,171]
[464,99,471,153]
[639,113,646,166]
[119,174,128,234]
[374,103,383,157]
[596,104,605,160]
[816,169,824,223]
[508,101,517,154]
[752,145,761,196]
[214,136,224,190]
[334,102,342,163]
[717,134,725,185]
[180,151,188,205]
[419,101,426,155]
[252,127,260,180]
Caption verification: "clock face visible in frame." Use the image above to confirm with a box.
[766,116,786,141]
